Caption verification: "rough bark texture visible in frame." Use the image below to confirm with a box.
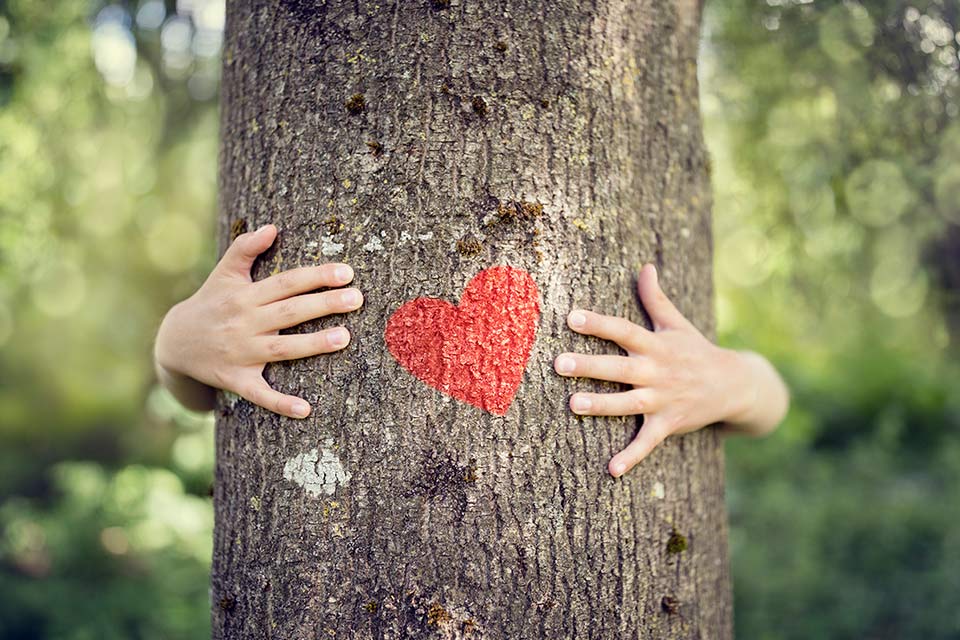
[213,1,730,638]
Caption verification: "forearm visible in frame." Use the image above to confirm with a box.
[153,303,217,413]
[154,358,217,412]
[723,350,789,436]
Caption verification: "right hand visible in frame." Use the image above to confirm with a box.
[154,224,363,419]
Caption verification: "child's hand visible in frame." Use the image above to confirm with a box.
[555,264,788,478]
[154,224,363,419]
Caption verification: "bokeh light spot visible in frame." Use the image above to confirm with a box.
[31,257,87,317]
[819,3,875,64]
[718,227,777,287]
[92,19,137,87]
[145,214,202,273]
[845,159,914,227]
[100,527,130,555]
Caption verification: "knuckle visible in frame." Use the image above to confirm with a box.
[612,316,630,332]
[316,264,333,280]
[321,290,342,312]
[267,338,288,358]
[636,360,655,385]
[218,293,243,317]
[587,313,617,336]
[658,363,678,386]
[220,314,241,334]
[275,273,294,292]
[304,266,324,286]
[277,300,297,321]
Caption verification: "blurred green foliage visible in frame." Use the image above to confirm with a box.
[704,0,960,637]
[0,0,957,638]
[0,0,219,637]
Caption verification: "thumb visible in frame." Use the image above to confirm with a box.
[217,224,277,278]
[637,263,689,331]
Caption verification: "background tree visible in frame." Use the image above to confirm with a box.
[212,0,729,637]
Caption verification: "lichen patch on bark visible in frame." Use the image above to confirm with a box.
[282,446,351,497]
[320,235,345,256]
[362,235,385,252]
[652,481,666,499]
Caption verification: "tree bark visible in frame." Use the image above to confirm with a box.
[213,1,729,638]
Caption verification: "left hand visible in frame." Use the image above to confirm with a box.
[554,264,756,478]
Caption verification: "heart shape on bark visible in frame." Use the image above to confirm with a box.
[385,266,540,415]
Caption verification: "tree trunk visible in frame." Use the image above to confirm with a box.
[213,1,729,638]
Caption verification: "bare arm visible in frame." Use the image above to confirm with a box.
[154,224,363,419]
[555,263,789,477]
[719,349,790,438]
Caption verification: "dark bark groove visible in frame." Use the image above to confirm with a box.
[214,1,730,638]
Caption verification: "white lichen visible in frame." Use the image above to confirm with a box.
[283,447,351,497]
[321,235,344,256]
[362,235,384,252]
[651,481,665,500]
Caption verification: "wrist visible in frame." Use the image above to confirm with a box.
[718,348,760,428]
[154,302,217,412]
[154,302,187,379]
[721,349,787,436]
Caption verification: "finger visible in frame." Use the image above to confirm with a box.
[569,389,656,416]
[255,327,351,362]
[567,309,651,353]
[238,376,312,419]
[554,352,653,385]
[609,417,669,477]
[637,264,691,331]
[217,224,278,278]
[250,264,355,305]
[254,288,364,332]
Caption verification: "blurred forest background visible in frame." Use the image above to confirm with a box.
[1,0,958,638]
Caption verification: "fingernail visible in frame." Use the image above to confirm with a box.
[292,401,310,418]
[571,395,591,413]
[568,310,587,329]
[335,265,353,282]
[255,224,271,236]
[611,461,626,476]
[329,327,350,348]
[341,288,361,306]
[555,355,575,375]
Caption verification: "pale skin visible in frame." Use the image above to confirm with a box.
[156,227,788,476]
[554,263,789,478]
[154,224,364,419]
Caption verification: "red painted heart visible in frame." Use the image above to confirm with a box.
[385,266,540,415]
